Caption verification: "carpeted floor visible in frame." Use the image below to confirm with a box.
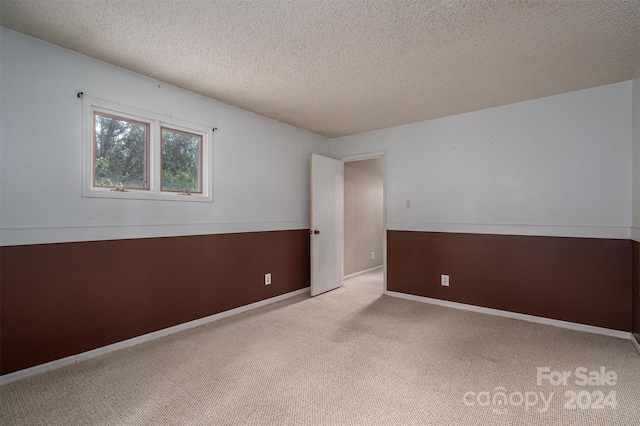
[1,270,639,425]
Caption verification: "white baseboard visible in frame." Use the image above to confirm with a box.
[385,291,631,340]
[632,334,640,355]
[344,265,383,281]
[0,287,310,385]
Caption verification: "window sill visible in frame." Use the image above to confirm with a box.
[82,188,213,203]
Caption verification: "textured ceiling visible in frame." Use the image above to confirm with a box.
[1,1,639,138]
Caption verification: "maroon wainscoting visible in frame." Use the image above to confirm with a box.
[0,230,309,375]
[387,231,632,332]
[633,241,640,343]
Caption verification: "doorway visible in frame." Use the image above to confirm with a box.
[341,153,386,292]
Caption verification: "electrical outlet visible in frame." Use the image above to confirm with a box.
[371,251,375,259]
[265,273,271,285]
[441,274,449,287]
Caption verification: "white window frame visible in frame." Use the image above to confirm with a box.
[82,95,213,202]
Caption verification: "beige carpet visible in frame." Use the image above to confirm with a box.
[1,270,639,425]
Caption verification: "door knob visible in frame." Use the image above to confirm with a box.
[313,230,320,235]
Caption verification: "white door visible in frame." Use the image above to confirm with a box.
[310,153,344,296]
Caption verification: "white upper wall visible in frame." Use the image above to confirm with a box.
[633,64,640,241]
[332,81,633,239]
[0,28,330,246]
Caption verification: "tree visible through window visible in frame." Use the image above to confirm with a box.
[161,128,202,193]
[94,112,149,189]
[83,95,212,202]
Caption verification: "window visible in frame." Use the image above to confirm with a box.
[160,127,202,193]
[94,112,150,190]
[82,95,213,202]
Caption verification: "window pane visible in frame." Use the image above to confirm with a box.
[94,113,148,189]
[161,128,202,193]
